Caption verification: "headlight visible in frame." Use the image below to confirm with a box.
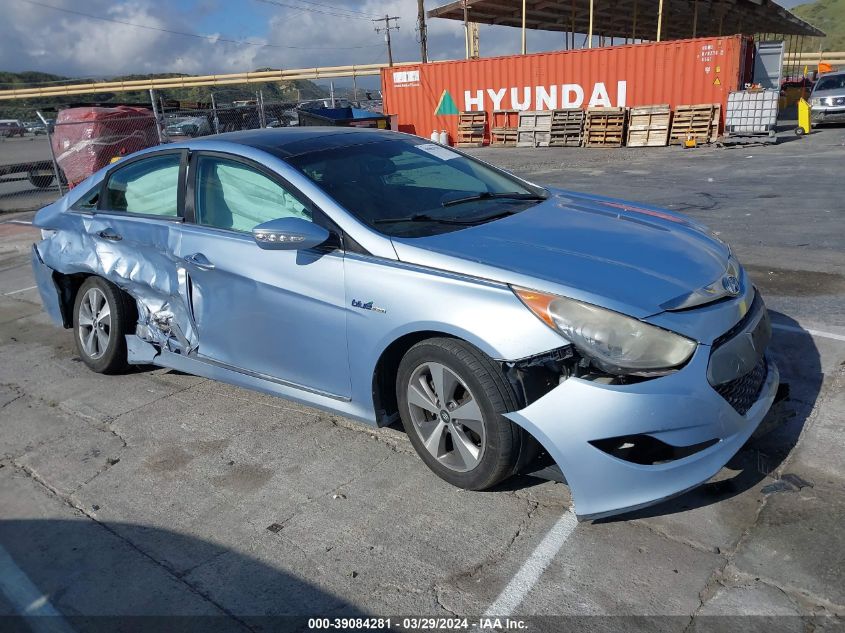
[810,97,821,107]
[513,287,697,374]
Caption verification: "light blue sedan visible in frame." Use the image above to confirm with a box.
[31,128,778,520]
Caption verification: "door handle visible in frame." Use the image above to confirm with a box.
[183,252,215,270]
[97,228,122,241]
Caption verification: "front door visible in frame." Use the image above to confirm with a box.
[175,152,350,399]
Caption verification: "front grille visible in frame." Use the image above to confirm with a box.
[712,291,761,350]
[713,357,768,415]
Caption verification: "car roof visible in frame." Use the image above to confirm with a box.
[187,127,407,158]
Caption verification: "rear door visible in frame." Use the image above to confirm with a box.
[85,149,196,349]
[174,151,350,399]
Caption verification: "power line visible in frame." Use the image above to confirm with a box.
[291,0,382,17]
[263,0,381,18]
[253,0,380,20]
[16,0,381,50]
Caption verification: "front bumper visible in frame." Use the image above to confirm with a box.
[505,306,778,520]
[31,244,66,328]
[811,107,845,124]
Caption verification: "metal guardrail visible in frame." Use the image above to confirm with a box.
[0,52,839,102]
[783,52,845,67]
[0,63,419,101]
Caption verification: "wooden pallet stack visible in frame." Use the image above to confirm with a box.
[583,107,627,147]
[456,111,487,147]
[549,109,585,147]
[669,104,719,145]
[626,105,671,147]
[491,110,519,146]
[710,105,722,141]
[516,110,553,147]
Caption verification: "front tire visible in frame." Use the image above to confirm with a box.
[73,277,132,374]
[396,338,537,490]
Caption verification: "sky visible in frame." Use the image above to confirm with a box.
[0,0,809,88]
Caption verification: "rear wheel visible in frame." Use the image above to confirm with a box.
[73,277,132,374]
[397,338,537,490]
[28,170,54,189]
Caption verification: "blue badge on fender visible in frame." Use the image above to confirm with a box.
[351,299,386,314]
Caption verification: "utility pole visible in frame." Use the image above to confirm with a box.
[373,14,400,67]
[469,22,480,58]
[417,0,428,63]
[463,0,470,59]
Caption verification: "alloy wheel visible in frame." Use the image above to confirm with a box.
[77,287,111,360]
[406,362,486,472]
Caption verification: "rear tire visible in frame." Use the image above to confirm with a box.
[396,337,537,491]
[72,277,133,374]
[28,171,54,189]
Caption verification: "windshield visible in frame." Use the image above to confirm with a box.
[814,75,845,92]
[286,137,547,237]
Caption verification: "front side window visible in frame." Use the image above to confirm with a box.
[104,153,181,216]
[194,155,311,232]
[287,137,546,238]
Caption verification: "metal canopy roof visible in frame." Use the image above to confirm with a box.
[428,0,824,42]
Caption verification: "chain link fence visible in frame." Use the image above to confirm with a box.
[0,118,62,213]
[0,87,381,214]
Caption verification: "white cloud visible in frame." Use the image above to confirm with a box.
[0,0,266,77]
[0,0,569,81]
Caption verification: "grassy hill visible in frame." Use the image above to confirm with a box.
[0,71,328,120]
[792,0,845,51]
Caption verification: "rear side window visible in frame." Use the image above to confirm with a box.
[71,185,100,211]
[104,153,181,216]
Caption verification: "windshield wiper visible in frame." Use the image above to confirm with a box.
[441,191,547,207]
[374,205,539,227]
[373,213,482,225]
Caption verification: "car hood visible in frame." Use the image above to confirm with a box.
[390,189,732,318]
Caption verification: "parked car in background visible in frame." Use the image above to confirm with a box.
[25,121,48,135]
[0,119,26,137]
[810,70,845,125]
[31,128,778,520]
[298,98,351,110]
[266,112,300,127]
[281,108,299,126]
[165,115,212,139]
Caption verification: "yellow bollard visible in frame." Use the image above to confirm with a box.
[796,98,811,136]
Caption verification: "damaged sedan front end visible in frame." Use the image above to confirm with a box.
[32,128,777,520]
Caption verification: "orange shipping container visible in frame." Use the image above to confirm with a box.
[382,36,752,143]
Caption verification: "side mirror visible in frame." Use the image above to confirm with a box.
[252,217,330,251]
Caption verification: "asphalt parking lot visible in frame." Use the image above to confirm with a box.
[1,125,844,632]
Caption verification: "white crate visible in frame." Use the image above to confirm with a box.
[725,90,779,135]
